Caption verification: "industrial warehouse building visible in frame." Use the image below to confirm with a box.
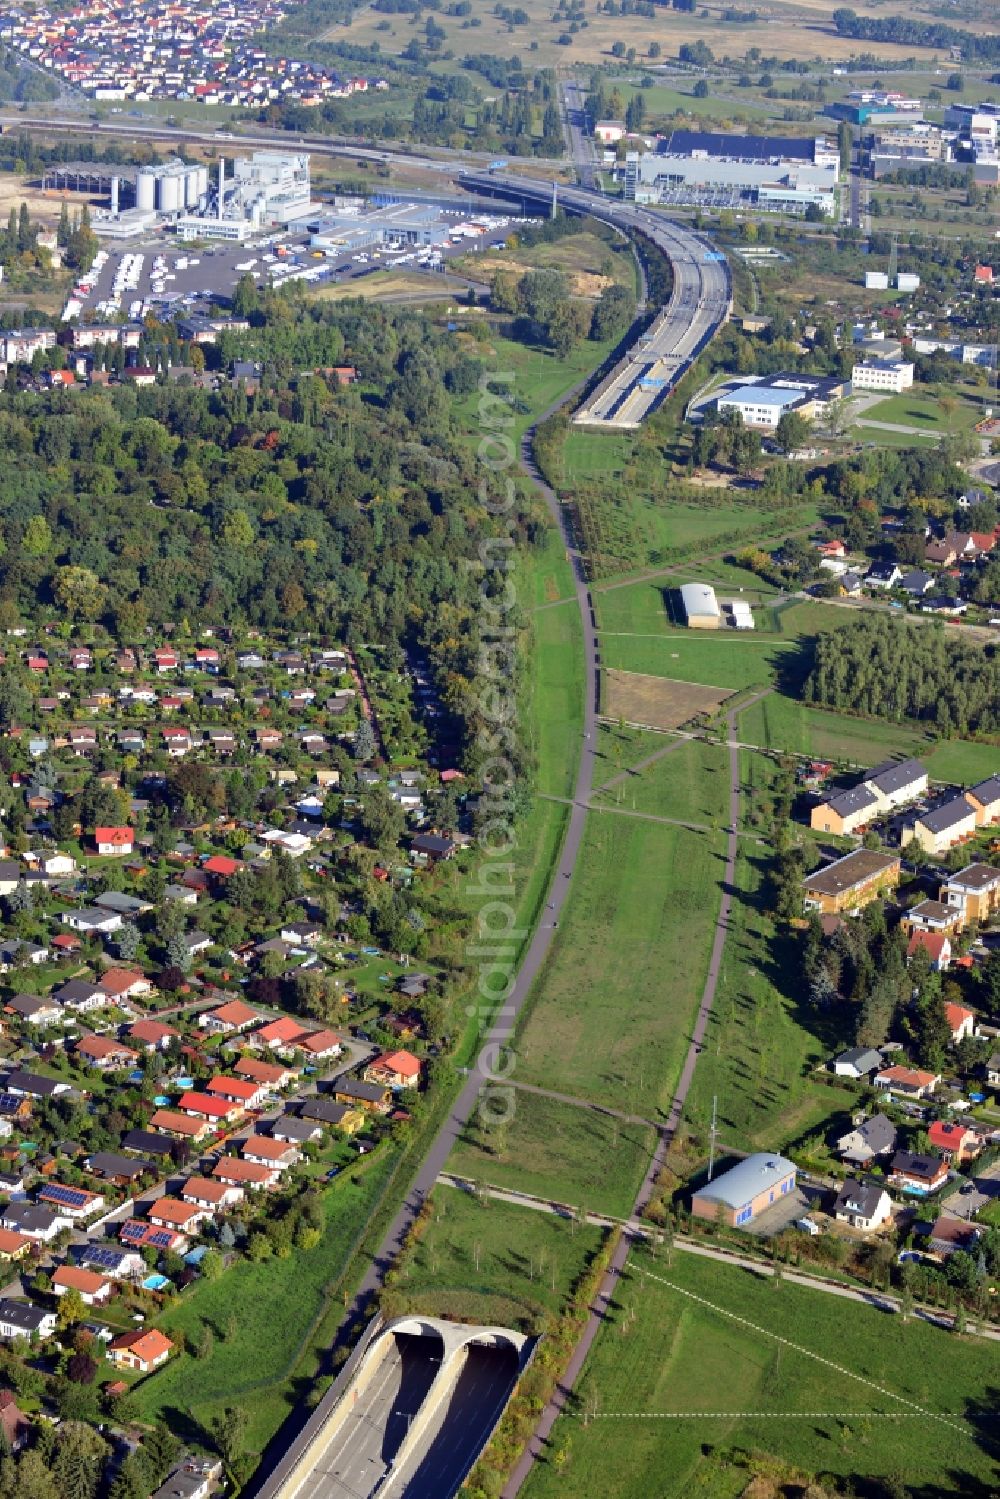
[619,130,839,215]
[692,1153,797,1227]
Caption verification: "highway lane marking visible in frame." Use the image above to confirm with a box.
[637,1268,967,1434]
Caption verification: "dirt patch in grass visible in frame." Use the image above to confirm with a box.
[603,668,732,731]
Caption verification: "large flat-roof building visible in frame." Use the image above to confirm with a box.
[692,1152,797,1228]
[716,372,846,430]
[621,130,838,215]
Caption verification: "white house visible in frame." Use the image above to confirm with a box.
[833,1179,893,1232]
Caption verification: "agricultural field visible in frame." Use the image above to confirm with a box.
[335,0,937,71]
[514,815,726,1118]
[524,1246,1000,1499]
[602,668,732,731]
[387,1185,608,1331]
[447,1089,656,1220]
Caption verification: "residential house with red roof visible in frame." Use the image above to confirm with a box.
[199,999,261,1035]
[76,1036,139,1071]
[212,1157,276,1190]
[927,1120,980,1164]
[108,1328,173,1373]
[205,1075,268,1110]
[365,1050,422,1089]
[176,1091,242,1125]
[51,1265,112,1305]
[94,826,134,857]
[944,1002,976,1043]
[129,1018,180,1052]
[906,930,951,971]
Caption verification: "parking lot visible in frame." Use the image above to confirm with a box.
[68,205,526,323]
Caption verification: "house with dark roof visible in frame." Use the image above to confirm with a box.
[836,1112,897,1166]
[861,757,927,812]
[965,775,1000,828]
[941,863,1000,927]
[802,849,900,915]
[888,1150,948,1194]
[902,796,978,856]
[809,784,880,836]
[833,1179,892,1232]
[832,1047,883,1079]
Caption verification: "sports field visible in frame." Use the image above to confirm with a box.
[524,1247,1000,1499]
[514,815,726,1118]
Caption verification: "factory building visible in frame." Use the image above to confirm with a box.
[308,201,450,256]
[619,131,838,216]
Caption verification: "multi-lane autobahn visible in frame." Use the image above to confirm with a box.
[4,110,730,429]
[459,170,732,428]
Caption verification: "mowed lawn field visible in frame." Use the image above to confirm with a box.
[447,1089,656,1220]
[514,815,726,1118]
[682,832,844,1154]
[391,1187,608,1331]
[524,1248,1000,1499]
[594,736,732,827]
[740,690,933,766]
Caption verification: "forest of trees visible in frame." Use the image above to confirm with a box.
[0,296,537,781]
[804,615,1000,736]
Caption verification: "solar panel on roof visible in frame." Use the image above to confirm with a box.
[82,1247,121,1268]
[41,1184,89,1208]
[148,1230,174,1248]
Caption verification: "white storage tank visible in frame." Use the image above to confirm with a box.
[136,169,157,212]
[184,167,201,207]
[195,166,209,201]
[158,173,182,214]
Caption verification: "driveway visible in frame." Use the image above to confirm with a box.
[938,1160,1000,1222]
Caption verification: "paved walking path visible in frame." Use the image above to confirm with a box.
[482,1075,668,1135]
[596,734,689,793]
[342,368,604,1339]
[438,1177,1000,1346]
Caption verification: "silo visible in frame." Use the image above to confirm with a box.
[158,172,182,214]
[136,168,157,212]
